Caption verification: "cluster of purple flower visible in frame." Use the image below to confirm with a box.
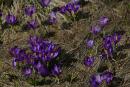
[84,17,107,67]
[91,16,109,35]
[0,0,80,29]
[90,71,113,87]
[59,1,80,14]
[84,16,121,87]
[24,5,38,29]
[0,0,52,29]
[85,16,109,50]
[0,5,38,29]
[103,33,121,57]
[47,0,80,24]
[10,35,61,77]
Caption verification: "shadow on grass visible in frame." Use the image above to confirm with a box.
[0,40,3,47]
[29,78,53,86]
[20,25,29,32]
[2,0,13,7]
[60,22,72,30]
[6,74,18,82]
[97,64,108,73]
[62,74,79,83]
[108,77,124,87]
[59,50,78,67]
[113,51,127,61]
[112,30,126,35]
[75,11,90,21]
[79,0,90,7]
[1,22,22,31]
[1,23,10,29]
[44,31,56,38]
[116,43,130,51]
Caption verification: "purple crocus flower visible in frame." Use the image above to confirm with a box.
[48,11,57,24]
[104,42,112,51]
[73,3,80,13]
[59,1,80,14]
[34,61,42,70]
[10,46,28,67]
[10,46,26,61]
[25,54,33,64]
[44,45,60,61]
[106,47,113,56]
[84,56,95,67]
[65,2,80,14]
[59,6,67,14]
[99,16,109,26]
[29,36,60,61]
[90,74,102,87]
[29,35,46,53]
[112,33,121,45]
[33,61,49,76]
[40,0,51,7]
[91,25,101,34]
[12,58,17,67]
[86,39,94,48]
[51,64,61,76]
[22,67,32,77]
[103,35,113,49]
[104,35,112,43]
[10,46,21,57]
[65,3,74,13]
[27,20,38,29]
[103,35,114,56]
[100,71,113,84]
[90,71,113,87]
[24,5,36,16]
[6,14,17,25]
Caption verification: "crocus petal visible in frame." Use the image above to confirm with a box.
[40,0,51,7]
[90,74,101,87]
[73,4,80,13]
[12,58,17,67]
[22,67,32,76]
[91,25,101,34]
[51,64,61,76]
[112,33,121,44]
[48,11,57,24]
[65,3,74,13]
[25,5,36,16]
[6,14,17,25]
[100,71,113,84]
[86,39,94,48]
[84,56,95,67]
[39,65,49,76]
[59,6,67,14]
[27,20,38,29]
[99,16,109,26]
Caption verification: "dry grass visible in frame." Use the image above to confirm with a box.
[0,0,130,87]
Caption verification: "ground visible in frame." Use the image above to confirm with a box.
[0,0,130,87]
